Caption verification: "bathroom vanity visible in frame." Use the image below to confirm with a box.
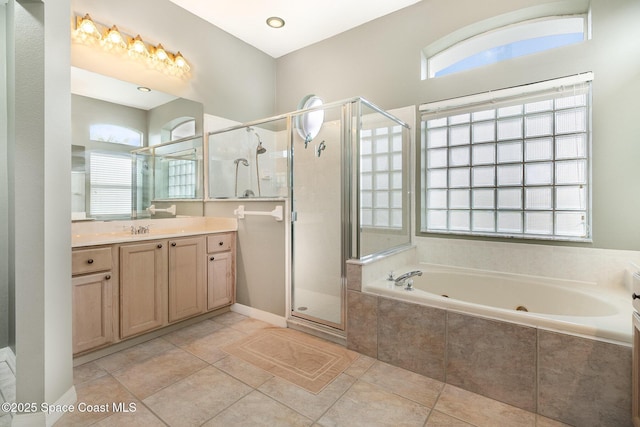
[71,217,236,355]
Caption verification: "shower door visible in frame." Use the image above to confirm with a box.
[290,104,346,330]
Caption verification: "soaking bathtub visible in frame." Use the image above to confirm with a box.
[364,263,633,343]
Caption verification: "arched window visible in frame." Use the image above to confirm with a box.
[89,123,143,147]
[170,119,196,140]
[424,16,587,79]
[160,116,196,143]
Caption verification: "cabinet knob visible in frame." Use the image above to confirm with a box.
[218,241,224,246]
[171,242,177,247]
[157,244,163,248]
[87,259,94,264]
[210,256,215,261]
[105,275,111,280]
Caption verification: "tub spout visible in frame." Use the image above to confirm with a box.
[394,270,423,286]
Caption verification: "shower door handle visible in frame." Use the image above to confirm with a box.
[291,211,298,222]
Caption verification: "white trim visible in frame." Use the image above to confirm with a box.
[45,386,77,427]
[0,347,15,374]
[231,303,287,328]
[11,412,45,427]
[10,385,77,427]
[419,72,593,114]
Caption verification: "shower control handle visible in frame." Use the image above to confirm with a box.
[633,293,640,300]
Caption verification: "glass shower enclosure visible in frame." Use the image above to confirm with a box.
[131,135,204,217]
[208,97,411,331]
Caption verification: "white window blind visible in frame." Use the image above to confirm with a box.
[89,152,132,216]
[420,74,592,241]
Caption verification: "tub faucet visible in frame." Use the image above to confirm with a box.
[394,270,422,286]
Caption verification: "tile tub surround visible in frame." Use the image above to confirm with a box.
[346,290,633,427]
[416,236,640,290]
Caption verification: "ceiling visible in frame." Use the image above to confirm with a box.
[168,0,422,58]
[71,67,178,110]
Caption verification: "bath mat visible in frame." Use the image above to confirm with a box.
[222,327,358,394]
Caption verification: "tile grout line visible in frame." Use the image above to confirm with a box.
[308,354,378,425]
[254,389,316,425]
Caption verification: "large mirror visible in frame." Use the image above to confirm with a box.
[71,67,204,221]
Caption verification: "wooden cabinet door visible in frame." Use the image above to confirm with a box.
[207,251,233,310]
[120,241,167,338]
[72,271,114,354]
[168,237,206,323]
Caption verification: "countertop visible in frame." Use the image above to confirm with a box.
[72,217,238,248]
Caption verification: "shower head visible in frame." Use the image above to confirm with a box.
[254,131,267,154]
[256,141,267,155]
[234,158,249,166]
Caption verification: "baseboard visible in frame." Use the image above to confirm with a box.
[287,318,347,346]
[10,384,77,427]
[0,346,15,374]
[10,412,45,427]
[46,386,77,427]
[231,303,287,328]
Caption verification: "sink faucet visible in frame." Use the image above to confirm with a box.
[125,224,151,235]
[394,270,422,286]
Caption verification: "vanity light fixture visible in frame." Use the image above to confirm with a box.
[72,13,191,79]
[152,43,171,64]
[102,25,127,50]
[75,14,102,41]
[173,52,191,73]
[127,35,150,60]
[266,16,285,29]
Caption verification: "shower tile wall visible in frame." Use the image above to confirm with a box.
[345,288,633,427]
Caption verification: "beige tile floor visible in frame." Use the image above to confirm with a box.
[3,312,570,426]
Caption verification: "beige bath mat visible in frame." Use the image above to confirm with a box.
[223,327,358,393]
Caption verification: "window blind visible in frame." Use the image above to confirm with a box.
[89,152,132,216]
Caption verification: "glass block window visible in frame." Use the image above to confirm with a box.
[420,76,591,241]
[89,152,132,216]
[168,159,197,198]
[360,125,404,229]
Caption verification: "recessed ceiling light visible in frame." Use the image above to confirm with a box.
[137,86,151,92]
[266,16,285,29]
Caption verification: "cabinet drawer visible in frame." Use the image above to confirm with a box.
[72,248,112,275]
[207,233,233,253]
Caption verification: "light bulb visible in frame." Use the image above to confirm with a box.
[103,25,126,50]
[128,35,149,59]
